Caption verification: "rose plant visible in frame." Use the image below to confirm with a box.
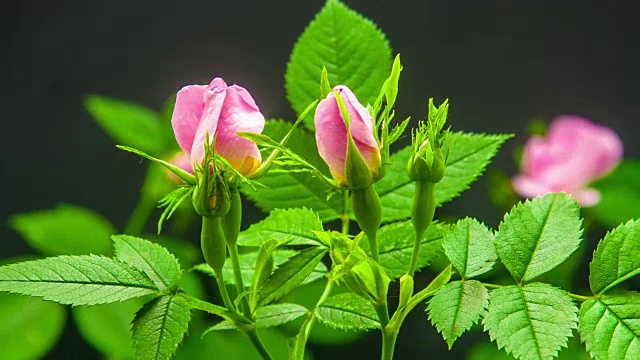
[2,1,639,360]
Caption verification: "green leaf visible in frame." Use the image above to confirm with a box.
[132,294,191,360]
[193,250,328,288]
[9,204,116,256]
[316,293,380,331]
[285,0,391,128]
[209,303,308,331]
[375,133,512,222]
[0,293,66,360]
[360,221,445,278]
[484,283,578,360]
[427,280,489,348]
[242,120,342,222]
[73,299,142,359]
[589,160,640,228]
[85,95,169,154]
[113,235,182,291]
[0,255,157,305]
[443,218,497,279]
[238,208,324,246]
[257,247,328,308]
[579,292,640,360]
[250,240,280,307]
[495,193,583,283]
[589,219,640,295]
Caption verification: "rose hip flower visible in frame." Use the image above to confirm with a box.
[171,77,265,176]
[314,85,381,187]
[512,116,623,206]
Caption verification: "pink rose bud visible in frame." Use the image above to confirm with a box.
[512,116,623,206]
[171,77,265,176]
[314,85,381,187]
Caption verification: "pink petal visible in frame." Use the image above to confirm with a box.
[215,84,265,174]
[511,175,553,198]
[572,188,601,207]
[337,86,381,173]
[171,85,207,154]
[190,82,227,165]
[314,91,349,182]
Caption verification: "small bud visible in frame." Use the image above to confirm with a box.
[408,99,450,183]
[399,274,414,308]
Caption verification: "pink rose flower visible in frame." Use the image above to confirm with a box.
[171,77,265,176]
[314,85,381,186]
[512,116,623,206]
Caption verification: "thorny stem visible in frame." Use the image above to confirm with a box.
[246,328,273,360]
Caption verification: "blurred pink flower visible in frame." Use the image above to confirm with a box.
[171,77,265,176]
[314,85,380,186]
[512,116,623,206]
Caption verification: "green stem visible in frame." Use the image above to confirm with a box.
[351,186,382,263]
[406,228,425,277]
[341,190,351,234]
[212,268,235,311]
[246,328,273,360]
[295,281,334,356]
[381,323,400,360]
[228,242,251,317]
[408,180,436,276]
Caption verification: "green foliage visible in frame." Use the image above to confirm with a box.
[316,293,381,331]
[237,208,324,246]
[114,235,182,291]
[0,293,66,360]
[255,247,328,308]
[242,120,342,222]
[193,250,328,288]
[0,255,158,305]
[9,204,115,256]
[589,219,640,295]
[443,218,497,279]
[579,292,640,360]
[375,133,512,222]
[484,283,578,360]
[428,280,489,348]
[85,95,173,154]
[132,294,191,360]
[183,329,290,360]
[209,303,308,331]
[589,160,640,227]
[495,193,583,283]
[360,221,445,278]
[73,299,141,359]
[285,0,391,128]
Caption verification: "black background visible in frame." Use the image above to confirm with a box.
[3,1,639,359]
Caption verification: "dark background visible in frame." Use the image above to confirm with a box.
[2,0,639,359]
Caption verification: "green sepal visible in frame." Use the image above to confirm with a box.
[116,145,195,185]
[320,67,331,99]
[408,99,450,183]
[346,134,374,189]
